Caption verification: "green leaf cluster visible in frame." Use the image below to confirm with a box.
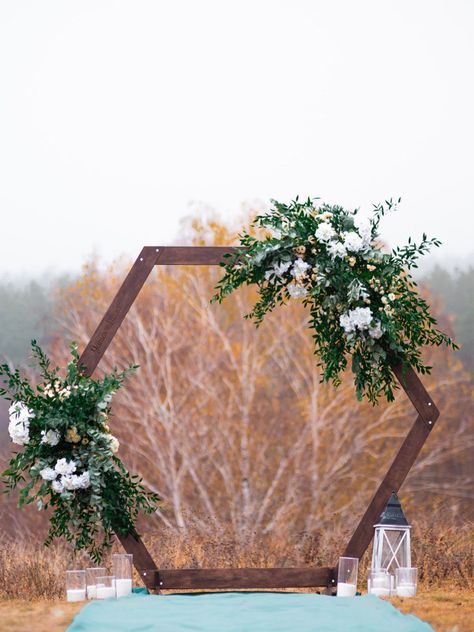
[212,197,458,404]
[1,342,159,562]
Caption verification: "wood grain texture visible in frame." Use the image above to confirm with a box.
[78,247,161,376]
[392,364,440,426]
[342,414,432,560]
[142,567,335,590]
[117,533,159,592]
[149,246,239,265]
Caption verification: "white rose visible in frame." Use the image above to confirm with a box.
[78,471,91,489]
[291,258,310,279]
[354,216,372,245]
[61,475,79,491]
[315,222,336,242]
[343,231,364,253]
[8,418,30,445]
[369,321,383,339]
[287,283,308,299]
[9,401,35,423]
[8,402,35,446]
[339,307,373,334]
[41,429,60,446]
[106,434,120,454]
[328,241,347,259]
[54,458,76,476]
[40,467,58,481]
[52,479,64,493]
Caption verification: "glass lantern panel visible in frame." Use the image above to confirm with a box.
[380,529,410,571]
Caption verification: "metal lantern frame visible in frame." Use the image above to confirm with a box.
[77,246,440,593]
[372,525,412,572]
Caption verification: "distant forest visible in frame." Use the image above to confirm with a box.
[0,265,473,373]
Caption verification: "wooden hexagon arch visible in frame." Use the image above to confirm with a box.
[78,246,440,593]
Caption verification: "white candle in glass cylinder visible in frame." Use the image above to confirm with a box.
[396,583,416,597]
[87,585,97,599]
[96,585,116,599]
[337,582,357,597]
[115,578,132,597]
[67,588,86,602]
[370,587,390,597]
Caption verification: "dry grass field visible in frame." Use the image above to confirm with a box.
[0,522,472,631]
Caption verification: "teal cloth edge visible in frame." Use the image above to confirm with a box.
[67,591,434,632]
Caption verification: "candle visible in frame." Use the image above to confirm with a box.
[116,578,132,597]
[67,588,86,602]
[96,585,116,599]
[337,582,357,597]
[370,587,390,597]
[87,585,97,599]
[396,583,416,597]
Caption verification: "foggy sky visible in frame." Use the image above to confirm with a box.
[1,1,473,279]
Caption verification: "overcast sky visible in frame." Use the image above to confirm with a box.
[1,0,473,279]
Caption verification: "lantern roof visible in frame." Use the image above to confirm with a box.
[375,492,410,527]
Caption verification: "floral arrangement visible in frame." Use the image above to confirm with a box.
[1,342,158,561]
[212,198,457,403]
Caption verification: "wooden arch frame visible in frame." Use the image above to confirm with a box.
[78,246,440,593]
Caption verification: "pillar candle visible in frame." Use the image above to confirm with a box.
[337,582,356,597]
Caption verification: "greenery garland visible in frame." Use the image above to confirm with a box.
[212,198,457,404]
[1,342,158,562]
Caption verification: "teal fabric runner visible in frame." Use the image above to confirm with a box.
[67,591,434,632]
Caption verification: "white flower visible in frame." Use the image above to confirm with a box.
[54,458,76,476]
[52,479,64,493]
[339,307,373,333]
[291,258,310,279]
[39,467,58,481]
[287,283,308,298]
[61,471,91,491]
[343,231,364,253]
[328,241,347,259]
[315,222,336,242]
[319,211,333,220]
[264,260,292,282]
[8,402,34,445]
[354,216,372,245]
[9,401,35,423]
[8,418,30,445]
[105,434,120,454]
[41,429,60,446]
[388,293,396,302]
[369,321,383,339]
[78,471,91,488]
[269,227,282,239]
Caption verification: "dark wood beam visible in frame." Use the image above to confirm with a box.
[342,365,439,560]
[142,567,335,591]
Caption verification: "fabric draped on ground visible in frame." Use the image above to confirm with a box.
[66,590,433,632]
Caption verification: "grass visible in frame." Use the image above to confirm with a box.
[0,521,472,630]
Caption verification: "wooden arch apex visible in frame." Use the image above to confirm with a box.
[78,246,440,593]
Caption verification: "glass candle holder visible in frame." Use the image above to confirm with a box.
[337,557,358,597]
[395,567,417,597]
[96,576,116,600]
[66,570,86,602]
[86,567,106,599]
[368,569,391,597]
[112,554,133,597]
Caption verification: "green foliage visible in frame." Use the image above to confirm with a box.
[212,197,457,404]
[1,342,159,562]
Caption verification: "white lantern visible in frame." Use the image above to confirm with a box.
[371,492,411,573]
